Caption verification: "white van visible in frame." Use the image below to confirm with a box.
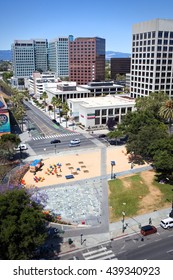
[160,217,173,229]
[14,143,27,151]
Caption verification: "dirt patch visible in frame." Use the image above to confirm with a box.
[136,170,162,214]
[109,170,170,222]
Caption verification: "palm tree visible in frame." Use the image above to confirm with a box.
[51,96,59,119]
[56,98,62,123]
[42,91,48,110]
[159,99,173,135]
[62,101,69,128]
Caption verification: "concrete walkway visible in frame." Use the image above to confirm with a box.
[60,206,171,254]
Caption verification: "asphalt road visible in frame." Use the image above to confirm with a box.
[58,227,173,260]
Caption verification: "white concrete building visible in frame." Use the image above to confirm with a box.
[28,71,59,96]
[131,18,173,98]
[45,82,90,103]
[67,95,135,128]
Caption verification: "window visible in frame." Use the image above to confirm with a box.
[95,118,100,125]
[95,109,100,116]
[127,107,132,112]
[108,109,113,115]
[158,31,163,38]
[164,32,169,38]
[121,108,126,114]
[102,117,106,124]
[102,109,107,115]
[115,108,119,114]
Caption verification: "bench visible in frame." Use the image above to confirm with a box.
[65,175,74,179]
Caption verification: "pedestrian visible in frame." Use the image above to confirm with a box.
[149,217,152,224]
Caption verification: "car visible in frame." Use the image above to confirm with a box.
[52,119,60,126]
[140,225,157,236]
[70,138,80,144]
[68,123,75,126]
[14,143,27,151]
[50,139,61,144]
[69,143,80,147]
[98,134,106,138]
[160,217,173,229]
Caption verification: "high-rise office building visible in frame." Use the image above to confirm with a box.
[12,39,48,83]
[111,58,131,80]
[131,18,173,98]
[69,37,105,85]
[48,35,73,77]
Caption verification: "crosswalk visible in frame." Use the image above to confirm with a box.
[82,246,118,260]
[32,132,80,141]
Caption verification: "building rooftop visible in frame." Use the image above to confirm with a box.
[68,95,135,108]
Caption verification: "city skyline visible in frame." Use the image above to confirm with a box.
[1,0,173,52]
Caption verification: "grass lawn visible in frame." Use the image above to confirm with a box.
[109,174,149,222]
[108,172,173,222]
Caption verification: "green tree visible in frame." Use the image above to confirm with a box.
[51,96,59,119]
[56,98,62,123]
[159,99,173,135]
[135,91,168,118]
[42,91,48,109]
[62,101,69,128]
[0,188,47,259]
[0,133,21,161]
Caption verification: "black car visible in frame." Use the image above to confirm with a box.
[50,139,61,144]
[52,119,60,126]
[98,134,106,138]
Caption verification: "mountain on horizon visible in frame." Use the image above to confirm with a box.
[0,50,12,61]
[106,51,131,60]
[0,49,131,62]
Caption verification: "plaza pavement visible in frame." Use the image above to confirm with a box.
[19,110,172,255]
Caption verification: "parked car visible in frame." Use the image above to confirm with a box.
[50,139,61,144]
[160,217,173,229]
[14,143,27,151]
[98,134,106,138]
[52,119,60,126]
[140,225,157,236]
[70,138,80,144]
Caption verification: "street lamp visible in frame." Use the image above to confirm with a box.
[169,189,173,218]
[122,211,126,233]
[111,161,116,179]
[80,233,86,245]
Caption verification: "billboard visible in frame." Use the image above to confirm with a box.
[0,110,11,136]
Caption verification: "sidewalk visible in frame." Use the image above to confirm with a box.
[59,206,171,254]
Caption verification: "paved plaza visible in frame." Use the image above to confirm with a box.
[31,178,103,226]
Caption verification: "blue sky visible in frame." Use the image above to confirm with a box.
[1,0,173,52]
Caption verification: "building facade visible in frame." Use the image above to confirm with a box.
[111,58,131,80]
[48,36,73,77]
[78,81,124,97]
[28,71,58,96]
[131,18,173,98]
[68,95,135,128]
[69,37,105,85]
[12,39,48,83]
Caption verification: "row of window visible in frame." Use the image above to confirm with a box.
[131,80,173,86]
[133,52,173,59]
[132,59,173,65]
[133,39,173,46]
[133,31,173,41]
[95,107,132,116]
